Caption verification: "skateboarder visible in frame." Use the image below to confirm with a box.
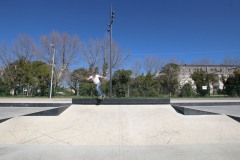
[86,72,106,99]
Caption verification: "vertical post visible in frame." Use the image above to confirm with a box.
[50,44,55,98]
[109,7,112,98]
[108,6,114,98]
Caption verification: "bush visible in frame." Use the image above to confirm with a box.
[179,83,195,97]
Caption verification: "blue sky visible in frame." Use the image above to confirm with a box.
[1,0,240,68]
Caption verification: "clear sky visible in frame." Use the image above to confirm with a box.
[1,0,240,68]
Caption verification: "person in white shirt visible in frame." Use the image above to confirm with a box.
[86,72,106,98]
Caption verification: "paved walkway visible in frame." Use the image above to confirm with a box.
[1,143,240,160]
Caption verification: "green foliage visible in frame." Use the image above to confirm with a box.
[0,78,9,96]
[191,70,215,96]
[179,83,195,97]
[112,69,132,97]
[31,61,51,96]
[69,68,89,95]
[129,72,160,97]
[224,71,240,96]
[129,75,144,97]
[1,58,50,96]
[159,63,180,96]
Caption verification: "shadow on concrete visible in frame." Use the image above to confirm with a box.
[171,105,218,115]
[0,104,71,123]
[228,116,240,123]
[24,105,70,116]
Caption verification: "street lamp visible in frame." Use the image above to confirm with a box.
[107,6,115,98]
[49,44,55,98]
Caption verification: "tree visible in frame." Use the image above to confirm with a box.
[81,39,100,74]
[39,31,81,88]
[222,56,240,66]
[0,34,37,68]
[69,68,89,96]
[2,57,28,95]
[131,59,142,78]
[159,63,180,96]
[224,70,240,96]
[31,61,51,96]
[143,56,165,75]
[0,42,12,67]
[142,72,159,97]
[191,71,215,96]
[112,69,132,97]
[83,36,130,77]
[179,83,195,97]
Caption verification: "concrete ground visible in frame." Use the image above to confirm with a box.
[0,103,240,159]
[1,144,240,160]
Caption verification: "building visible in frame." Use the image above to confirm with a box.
[179,64,239,94]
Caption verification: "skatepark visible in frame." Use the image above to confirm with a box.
[0,98,240,160]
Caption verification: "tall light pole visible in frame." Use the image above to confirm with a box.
[49,44,55,98]
[107,6,114,98]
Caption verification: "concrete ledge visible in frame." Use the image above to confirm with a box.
[72,98,170,105]
[0,103,71,107]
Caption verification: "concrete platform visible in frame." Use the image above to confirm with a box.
[0,98,240,159]
[0,105,240,145]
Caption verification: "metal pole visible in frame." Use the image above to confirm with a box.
[110,9,112,97]
[107,5,114,98]
[50,44,55,98]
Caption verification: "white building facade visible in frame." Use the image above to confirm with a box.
[179,65,238,94]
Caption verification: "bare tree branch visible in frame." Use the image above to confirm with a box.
[39,31,81,84]
[131,59,142,78]
[143,56,165,75]
[11,34,37,62]
[0,42,13,67]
